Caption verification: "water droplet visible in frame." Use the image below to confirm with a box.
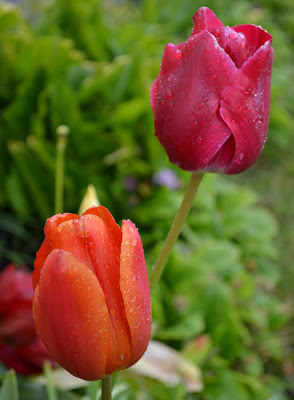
[196,135,203,143]
[175,161,181,167]
[120,355,124,361]
[165,90,173,99]
[174,49,183,60]
[131,238,137,247]
[192,121,198,127]
[110,307,116,315]
[211,74,217,81]
[198,103,204,110]
[203,157,209,164]
[131,295,137,303]
[236,153,244,164]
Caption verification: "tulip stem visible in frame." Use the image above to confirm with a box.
[102,375,112,400]
[55,125,70,214]
[149,172,204,291]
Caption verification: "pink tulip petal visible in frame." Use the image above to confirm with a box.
[220,40,273,174]
[120,220,152,367]
[33,249,109,380]
[192,7,223,34]
[151,31,237,171]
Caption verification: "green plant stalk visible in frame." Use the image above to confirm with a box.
[102,375,112,400]
[149,172,204,291]
[54,131,68,214]
[44,363,58,400]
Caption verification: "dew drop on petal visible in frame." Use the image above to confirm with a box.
[131,238,137,247]
[174,49,183,60]
[196,135,203,143]
[236,153,244,164]
[165,90,173,99]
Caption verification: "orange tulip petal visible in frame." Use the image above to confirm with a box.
[82,206,122,245]
[81,214,132,374]
[120,220,152,366]
[33,241,48,289]
[34,213,81,289]
[33,249,109,380]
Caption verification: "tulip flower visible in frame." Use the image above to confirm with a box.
[151,7,273,174]
[0,264,56,374]
[0,338,56,375]
[33,206,152,381]
[0,264,36,346]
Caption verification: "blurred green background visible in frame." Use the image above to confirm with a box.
[0,0,294,398]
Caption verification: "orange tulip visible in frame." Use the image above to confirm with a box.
[33,206,151,380]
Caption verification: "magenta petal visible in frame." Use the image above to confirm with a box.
[151,31,237,171]
[192,7,223,34]
[220,40,273,174]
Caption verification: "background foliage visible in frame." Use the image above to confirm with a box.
[0,0,294,398]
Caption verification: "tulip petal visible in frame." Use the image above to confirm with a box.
[82,206,122,244]
[33,249,109,380]
[33,213,81,289]
[192,7,223,34]
[120,220,152,367]
[220,40,273,174]
[80,214,132,374]
[151,31,237,171]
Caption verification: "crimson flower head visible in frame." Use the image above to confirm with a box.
[0,264,56,374]
[0,264,36,346]
[151,7,273,174]
[33,206,152,381]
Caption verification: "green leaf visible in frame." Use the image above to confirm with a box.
[0,370,18,400]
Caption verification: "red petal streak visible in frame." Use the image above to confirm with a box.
[220,40,273,174]
[120,220,151,367]
[33,249,109,380]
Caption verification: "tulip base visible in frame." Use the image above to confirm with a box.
[149,172,204,291]
[102,375,112,400]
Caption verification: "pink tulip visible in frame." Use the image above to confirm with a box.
[151,7,273,174]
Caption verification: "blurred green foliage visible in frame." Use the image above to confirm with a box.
[0,0,294,399]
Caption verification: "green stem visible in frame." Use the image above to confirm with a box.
[102,375,112,400]
[54,125,70,214]
[44,362,58,400]
[149,172,204,291]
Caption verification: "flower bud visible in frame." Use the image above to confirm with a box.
[33,206,152,380]
[151,7,273,174]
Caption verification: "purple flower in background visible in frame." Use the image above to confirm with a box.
[153,168,180,190]
[124,176,138,193]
